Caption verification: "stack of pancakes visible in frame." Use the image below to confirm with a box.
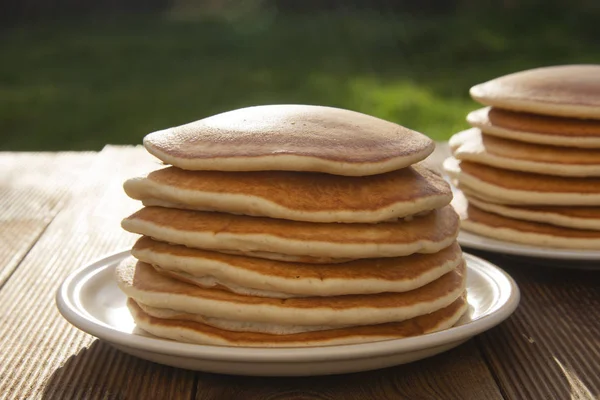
[445,65,600,249]
[117,104,468,347]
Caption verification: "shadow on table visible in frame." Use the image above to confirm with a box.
[41,340,194,400]
[43,339,501,399]
[192,342,502,399]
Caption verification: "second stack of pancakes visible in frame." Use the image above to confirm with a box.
[117,104,467,347]
[445,64,600,249]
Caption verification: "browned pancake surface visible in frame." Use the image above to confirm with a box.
[470,65,600,109]
[468,107,600,137]
[466,205,600,238]
[123,205,459,245]
[137,163,450,212]
[453,128,600,165]
[126,260,465,309]
[504,205,600,219]
[220,251,353,264]
[459,161,600,193]
[463,190,600,219]
[133,237,462,281]
[127,296,467,344]
[144,105,433,163]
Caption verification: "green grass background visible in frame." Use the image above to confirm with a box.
[1,8,599,150]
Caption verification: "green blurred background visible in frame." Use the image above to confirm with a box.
[1,0,599,151]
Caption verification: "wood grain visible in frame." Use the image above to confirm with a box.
[0,152,93,287]
[471,251,599,400]
[41,341,194,400]
[0,146,193,400]
[195,341,502,400]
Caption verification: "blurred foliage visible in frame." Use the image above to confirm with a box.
[0,1,599,150]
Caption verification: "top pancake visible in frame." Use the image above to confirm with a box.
[449,128,600,177]
[123,163,452,223]
[143,105,434,176]
[467,107,600,148]
[470,65,600,119]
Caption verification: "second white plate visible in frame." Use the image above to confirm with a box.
[57,251,519,376]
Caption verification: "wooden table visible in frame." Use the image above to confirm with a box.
[0,145,598,400]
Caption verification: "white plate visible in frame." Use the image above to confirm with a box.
[56,251,519,376]
[459,231,600,264]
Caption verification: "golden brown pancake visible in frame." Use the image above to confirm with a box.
[213,250,353,264]
[132,237,464,296]
[126,296,468,347]
[116,259,466,326]
[134,299,345,334]
[216,250,354,264]
[459,160,600,193]
[454,185,512,205]
[143,105,434,176]
[467,107,600,148]
[452,193,600,249]
[466,195,600,231]
[123,163,452,223]
[444,157,600,205]
[121,205,460,259]
[470,65,600,119]
[449,128,600,176]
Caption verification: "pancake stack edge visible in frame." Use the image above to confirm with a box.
[445,65,600,249]
[118,104,468,347]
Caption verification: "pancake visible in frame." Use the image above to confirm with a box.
[443,157,600,206]
[467,107,600,148]
[116,259,467,326]
[127,296,468,347]
[121,205,460,259]
[132,237,464,297]
[143,104,434,176]
[214,250,353,264]
[466,196,600,231]
[452,193,600,249]
[135,299,346,334]
[152,266,301,299]
[469,65,600,119]
[449,128,600,177]
[455,185,514,205]
[123,163,452,223]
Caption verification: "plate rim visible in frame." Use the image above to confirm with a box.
[56,250,520,363]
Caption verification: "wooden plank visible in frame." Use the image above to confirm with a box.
[40,340,194,400]
[195,342,502,400]
[0,152,94,286]
[472,251,599,400]
[0,146,195,400]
